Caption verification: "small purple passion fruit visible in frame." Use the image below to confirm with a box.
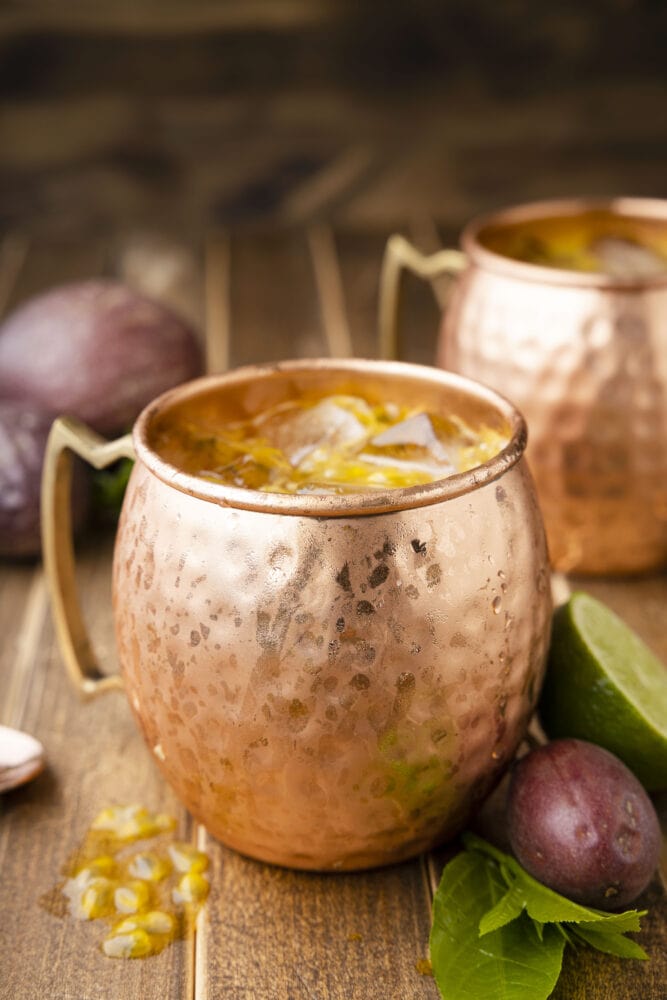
[506,738,661,910]
[0,399,89,558]
[0,280,202,434]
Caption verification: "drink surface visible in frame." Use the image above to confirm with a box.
[480,209,667,277]
[150,392,508,494]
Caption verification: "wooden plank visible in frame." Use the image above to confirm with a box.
[197,852,439,1000]
[5,239,108,308]
[0,239,194,997]
[111,231,206,333]
[307,224,353,358]
[0,537,193,1000]
[0,233,29,313]
[205,232,232,374]
[335,228,441,366]
[227,230,326,366]
[0,568,49,728]
[334,229,387,361]
[553,877,667,1000]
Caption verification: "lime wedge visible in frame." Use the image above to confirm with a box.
[539,592,667,790]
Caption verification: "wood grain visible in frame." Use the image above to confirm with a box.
[307,224,353,359]
[552,876,667,1000]
[227,230,325,366]
[197,850,438,1000]
[0,538,193,1000]
[205,232,231,375]
[0,241,192,1000]
[0,229,665,1000]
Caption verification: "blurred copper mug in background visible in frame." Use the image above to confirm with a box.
[379,198,667,575]
[42,359,551,871]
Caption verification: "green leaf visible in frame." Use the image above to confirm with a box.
[430,850,565,1000]
[518,874,613,926]
[464,833,647,930]
[576,912,645,935]
[91,457,134,521]
[571,926,649,960]
[478,882,525,936]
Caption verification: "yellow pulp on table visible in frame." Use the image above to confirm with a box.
[52,804,209,959]
[151,393,508,494]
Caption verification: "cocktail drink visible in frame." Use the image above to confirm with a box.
[380,198,667,574]
[150,391,508,494]
[43,359,551,870]
[481,207,667,277]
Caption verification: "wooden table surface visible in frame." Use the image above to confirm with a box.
[0,227,665,999]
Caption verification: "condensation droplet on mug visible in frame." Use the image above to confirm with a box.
[396,671,415,694]
[492,596,502,615]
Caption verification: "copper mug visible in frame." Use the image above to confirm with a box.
[42,358,551,870]
[379,198,667,575]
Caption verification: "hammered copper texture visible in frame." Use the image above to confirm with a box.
[113,456,550,870]
[441,273,667,574]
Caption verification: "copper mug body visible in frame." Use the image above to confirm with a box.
[42,359,551,871]
[379,198,667,575]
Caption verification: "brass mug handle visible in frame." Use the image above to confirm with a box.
[41,417,135,700]
[378,234,467,360]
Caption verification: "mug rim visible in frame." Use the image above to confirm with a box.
[132,358,527,517]
[462,196,667,290]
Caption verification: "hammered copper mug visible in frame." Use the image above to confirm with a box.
[379,198,667,575]
[42,358,551,870]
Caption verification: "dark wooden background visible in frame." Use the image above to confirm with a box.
[1,0,666,239]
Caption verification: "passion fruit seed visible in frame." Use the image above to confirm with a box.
[173,872,210,905]
[114,911,176,936]
[91,804,176,840]
[51,806,210,959]
[114,880,151,914]
[78,878,116,920]
[103,928,153,959]
[128,851,172,882]
[167,842,210,874]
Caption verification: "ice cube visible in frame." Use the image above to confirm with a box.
[371,412,439,449]
[591,237,667,279]
[370,411,454,465]
[269,397,371,467]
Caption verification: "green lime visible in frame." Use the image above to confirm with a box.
[539,591,667,790]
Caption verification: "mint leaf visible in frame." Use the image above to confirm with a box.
[576,912,645,934]
[478,882,525,936]
[571,926,649,960]
[464,833,647,929]
[91,457,134,521]
[430,849,565,1000]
